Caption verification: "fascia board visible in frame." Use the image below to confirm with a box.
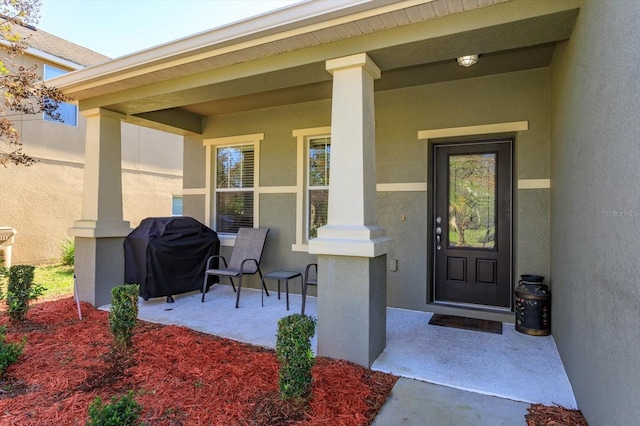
[49,0,430,94]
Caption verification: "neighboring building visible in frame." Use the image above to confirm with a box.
[51,1,639,424]
[0,22,183,264]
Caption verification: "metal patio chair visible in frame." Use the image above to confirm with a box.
[201,227,270,308]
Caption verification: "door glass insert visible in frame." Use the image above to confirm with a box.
[448,153,496,249]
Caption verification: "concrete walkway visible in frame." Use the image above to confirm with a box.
[372,378,530,425]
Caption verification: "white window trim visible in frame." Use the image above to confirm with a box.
[417,121,528,140]
[291,126,331,252]
[203,133,263,246]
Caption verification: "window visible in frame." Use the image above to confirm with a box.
[215,144,254,233]
[292,126,331,251]
[171,196,183,216]
[43,65,78,126]
[308,136,330,239]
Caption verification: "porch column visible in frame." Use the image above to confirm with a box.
[309,53,392,367]
[68,108,131,307]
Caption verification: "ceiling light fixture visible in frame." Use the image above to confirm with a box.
[456,54,479,67]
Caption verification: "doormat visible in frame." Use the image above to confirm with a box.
[428,314,503,334]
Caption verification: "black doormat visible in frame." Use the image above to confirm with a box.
[428,314,503,335]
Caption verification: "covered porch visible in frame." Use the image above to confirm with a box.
[53,0,582,370]
[49,0,640,422]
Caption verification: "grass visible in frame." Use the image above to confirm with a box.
[33,264,74,301]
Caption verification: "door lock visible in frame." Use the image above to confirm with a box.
[435,217,442,250]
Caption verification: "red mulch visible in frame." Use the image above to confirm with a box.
[0,297,398,425]
[526,404,589,425]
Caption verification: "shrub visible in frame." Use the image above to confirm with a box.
[2,265,45,321]
[109,284,139,350]
[60,236,74,267]
[87,390,142,426]
[276,314,316,400]
[0,325,25,377]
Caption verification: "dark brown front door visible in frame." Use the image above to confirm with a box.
[432,140,513,309]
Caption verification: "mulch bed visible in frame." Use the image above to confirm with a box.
[526,404,589,425]
[0,297,398,425]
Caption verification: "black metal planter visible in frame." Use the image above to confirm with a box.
[515,275,551,336]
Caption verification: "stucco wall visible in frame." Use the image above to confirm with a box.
[376,69,550,311]
[185,67,551,312]
[0,117,183,264]
[549,0,640,424]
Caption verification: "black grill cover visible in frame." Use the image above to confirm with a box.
[124,217,219,300]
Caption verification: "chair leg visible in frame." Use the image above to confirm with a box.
[201,273,209,302]
[285,279,290,311]
[229,277,237,292]
[235,274,243,308]
[301,279,307,315]
[258,269,270,297]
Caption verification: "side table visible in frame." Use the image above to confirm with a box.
[263,270,303,311]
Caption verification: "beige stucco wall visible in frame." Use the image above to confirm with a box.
[550,0,640,424]
[0,114,183,264]
[0,54,183,264]
[184,67,550,313]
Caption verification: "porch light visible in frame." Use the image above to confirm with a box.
[456,54,479,67]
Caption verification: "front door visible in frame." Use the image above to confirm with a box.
[432,140,513,309]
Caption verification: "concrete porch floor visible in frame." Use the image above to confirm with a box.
[114,284,577,424]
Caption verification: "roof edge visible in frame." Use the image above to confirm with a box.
[0,39,86,70]
[49,0,432,93]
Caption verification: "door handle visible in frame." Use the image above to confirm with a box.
[435,221,442,250]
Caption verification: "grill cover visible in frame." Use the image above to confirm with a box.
[124,217,219,300]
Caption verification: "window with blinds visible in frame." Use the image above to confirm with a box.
[216,144,254,233]
[308,136,330,239]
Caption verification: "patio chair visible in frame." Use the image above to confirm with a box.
[201,227,270,308]
[301,263,317,315]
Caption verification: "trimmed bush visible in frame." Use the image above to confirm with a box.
[3,265,45,321]
[60,236,75,267]
[276,314,316,400]
[109,284,139,349]
[0,325,25,377]
[87,390,142,426]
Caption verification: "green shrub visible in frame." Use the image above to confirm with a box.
[87,390,142,426]
[276,314,316,400]
[0,325,25,377]
[60,236,75,267]
[109,284,139,349]
[2,265,45,321]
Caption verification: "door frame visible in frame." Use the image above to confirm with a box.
[427,138,514,312]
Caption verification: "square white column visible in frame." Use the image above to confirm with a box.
[309,53,391,257]
[311,53,391,367]
[70,108,131,237]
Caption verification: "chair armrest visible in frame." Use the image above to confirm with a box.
[304,263,317,284]
[239,258,260,273]
[206,255,227,270]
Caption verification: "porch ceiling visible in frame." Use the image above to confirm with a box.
[54,0,579,135]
